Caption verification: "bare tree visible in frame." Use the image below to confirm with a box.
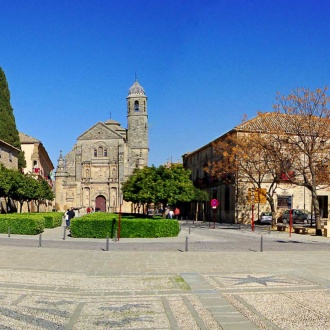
[271,87,330,236]
[209,129,280,225]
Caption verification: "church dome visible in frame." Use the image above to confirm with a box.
[128,80,145,96]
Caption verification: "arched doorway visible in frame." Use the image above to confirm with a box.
[95,195,106,212]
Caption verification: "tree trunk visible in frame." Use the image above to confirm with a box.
[267,196,276,227]
[311,188,322,236]
[195,202,199,221]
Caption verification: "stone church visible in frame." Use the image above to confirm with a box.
[55,80,148,212]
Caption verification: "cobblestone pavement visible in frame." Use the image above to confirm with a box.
[0,221,329,329]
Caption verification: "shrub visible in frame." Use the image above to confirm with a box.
[70,213,180,238]
[43,212,64,228]
[70,216,117,238]
[0,213,44,235]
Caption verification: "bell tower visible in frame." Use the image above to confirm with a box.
[126,79,148,168]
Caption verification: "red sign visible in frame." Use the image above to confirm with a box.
[210,199,219,208]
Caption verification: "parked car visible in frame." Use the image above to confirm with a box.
[281,209,314,224]
[259,212,272,225]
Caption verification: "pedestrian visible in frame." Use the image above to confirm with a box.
[86,207,91,214]
[65,209,69,228]
[174,207,180,219]
[66,207,75,228]
[168,209,174,219]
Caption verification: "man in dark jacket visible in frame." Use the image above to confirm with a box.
[66,207,75,228]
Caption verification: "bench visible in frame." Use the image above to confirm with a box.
[276,224,288,231]
[293,226,309,234]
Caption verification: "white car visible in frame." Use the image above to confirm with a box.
[259,212,272,224]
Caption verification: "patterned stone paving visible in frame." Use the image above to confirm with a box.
[204,273,330,329]
[0,269,220,330]
[0,269,329,329]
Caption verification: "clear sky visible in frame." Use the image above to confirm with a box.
[1,0,330,168]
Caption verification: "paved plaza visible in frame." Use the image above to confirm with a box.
[0,221,329,329]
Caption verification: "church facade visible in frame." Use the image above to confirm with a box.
[54,80,148,212]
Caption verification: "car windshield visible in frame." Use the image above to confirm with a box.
[262,212,272,216]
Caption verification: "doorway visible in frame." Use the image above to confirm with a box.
[317,195,328,218]
[95,195,106,212]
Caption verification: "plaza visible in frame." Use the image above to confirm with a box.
[0,222,329,329]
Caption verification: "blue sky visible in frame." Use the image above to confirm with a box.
[1,0,330,168]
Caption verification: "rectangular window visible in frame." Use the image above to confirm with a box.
[277,196,291,208]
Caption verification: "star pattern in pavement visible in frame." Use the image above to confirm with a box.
[222,274,292,287]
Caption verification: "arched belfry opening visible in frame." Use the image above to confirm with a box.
[134,100,139,111]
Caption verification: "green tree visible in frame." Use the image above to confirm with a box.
[192,187,209,221]
[0,67,26,169]
[122,164,195,216]
[154,164,195,215]
[34,178,55,212]
[10,171,29,213]
[122,166,158,213]
[0,165,13,212]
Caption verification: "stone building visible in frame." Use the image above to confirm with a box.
[0,139,19,170]
[19,132,54,212]
[0,140,19,213]
[55,80,149,212]
[19,132,54,181]
[183,113,329,224]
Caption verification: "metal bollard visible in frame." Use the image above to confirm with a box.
[185,236,189,252]
[260,235,263,252]
[113,230,117,242]
[238,223,241,230]
[63,226,66,240]
[8,227,10,238]
[268,225,271,234]
[39,233,42,247]
[189,226,191,234]
[106,235,109,251]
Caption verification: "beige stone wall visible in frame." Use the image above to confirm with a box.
[0,141,19,170]
[55,81,149,213]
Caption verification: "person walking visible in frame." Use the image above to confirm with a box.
[65,209,69,228]
[168,209,174,219]
[66,207,75,228]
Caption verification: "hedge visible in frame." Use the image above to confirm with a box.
[70,213,180,238]
[43,212,64,228]
[0,212,64,235]
[0,214,44,235]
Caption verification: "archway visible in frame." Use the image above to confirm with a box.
[95,195,106,212]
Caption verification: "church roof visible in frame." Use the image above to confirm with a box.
[19,132,40,143]
[128,80,145,96]
[104,119,120,126]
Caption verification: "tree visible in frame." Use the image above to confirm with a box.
[34,178,55,212]
[0,165,14,212]
[192,187,209,221]
[122,166,158,213]
[271,87,330,236]
[0,165,54,213]
[122,164,195,216]
[10,171,30,213]
[0,67,26,169]
[154,164,195,215]
[209,129,280,225]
